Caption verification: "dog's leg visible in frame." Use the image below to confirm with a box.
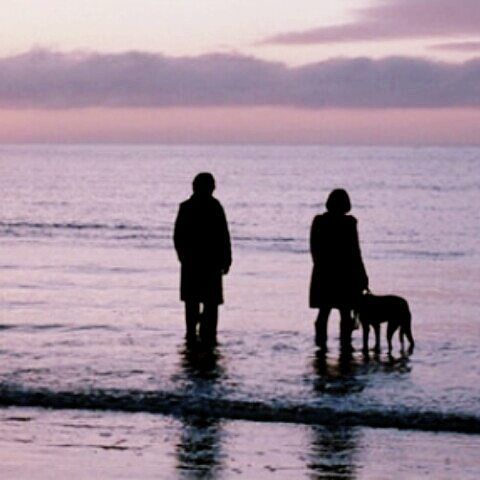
[362,321,369,354]
[373,324,381,353]
[404,311,415,354]
[387,322,398,354]
[399,327,405,352]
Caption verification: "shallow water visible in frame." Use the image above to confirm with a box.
[0,145,479,476]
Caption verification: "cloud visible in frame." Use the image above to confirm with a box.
[0,49,287,109]
[0,49,479,109]
[261,0,480,45]
[430,41,480,52]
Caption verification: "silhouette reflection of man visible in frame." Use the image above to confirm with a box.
[174,173,232,346]
[175,344,225,478]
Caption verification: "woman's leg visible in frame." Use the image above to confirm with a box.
[339,308,354,350]
[315,307,331,349]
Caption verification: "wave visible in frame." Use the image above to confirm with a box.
[385,249,467,259]
[0,220,307,252]
[0,220,148,233]
[0,221,471,259]
[0,220,172,245]
[0,385,479,435]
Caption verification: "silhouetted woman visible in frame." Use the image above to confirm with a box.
[309,189,368,351]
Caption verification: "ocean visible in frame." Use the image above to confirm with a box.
[0,144,479,478]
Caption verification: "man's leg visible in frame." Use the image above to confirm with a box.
[185,301,200,343]
[315,307,331,349]
[200,303,218,345]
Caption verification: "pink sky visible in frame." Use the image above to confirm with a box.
[2,107,479,146]
[1,0,479,144]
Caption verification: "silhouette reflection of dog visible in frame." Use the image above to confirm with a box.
[356,293,414,355]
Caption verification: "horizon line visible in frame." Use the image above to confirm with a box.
[1,141,480,149]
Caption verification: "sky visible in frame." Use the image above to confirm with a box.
[1,0,480,144]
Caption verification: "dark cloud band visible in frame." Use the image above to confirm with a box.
[1,49,479,109]
[261,0,480,45]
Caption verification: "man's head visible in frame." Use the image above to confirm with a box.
[192,172,216,197]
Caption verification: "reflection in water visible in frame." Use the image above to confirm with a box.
[308,426,359,480]
[175,343,225,479]
[307,349,412,477]
[308,349,362,478]
[312,349,366,396]
[176,416,223,479]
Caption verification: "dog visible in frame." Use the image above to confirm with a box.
[356,292,414,355]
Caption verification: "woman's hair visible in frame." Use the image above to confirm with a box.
[326,188,351,214]
[192,172,215,195]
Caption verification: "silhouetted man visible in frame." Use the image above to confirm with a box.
[174,172,232,345]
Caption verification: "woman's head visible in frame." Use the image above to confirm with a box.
[326,188,351,214]
[192,172,215,196]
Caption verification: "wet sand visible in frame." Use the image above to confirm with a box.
[1,408,479,479]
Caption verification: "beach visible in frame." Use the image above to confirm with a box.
[0,144,479,478]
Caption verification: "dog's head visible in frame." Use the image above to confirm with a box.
[354,290,375,316]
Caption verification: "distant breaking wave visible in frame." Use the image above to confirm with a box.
[0,220,171,243]
[0,220,466,259]
[0,385,479,435]
[0,222,144,230]
[0,220,150,232]
[0,220,304,252]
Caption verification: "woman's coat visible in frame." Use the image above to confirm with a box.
[309,212,368,308]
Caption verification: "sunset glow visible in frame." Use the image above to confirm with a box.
[1,0,479,144]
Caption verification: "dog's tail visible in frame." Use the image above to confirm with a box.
[400,307,415,353]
